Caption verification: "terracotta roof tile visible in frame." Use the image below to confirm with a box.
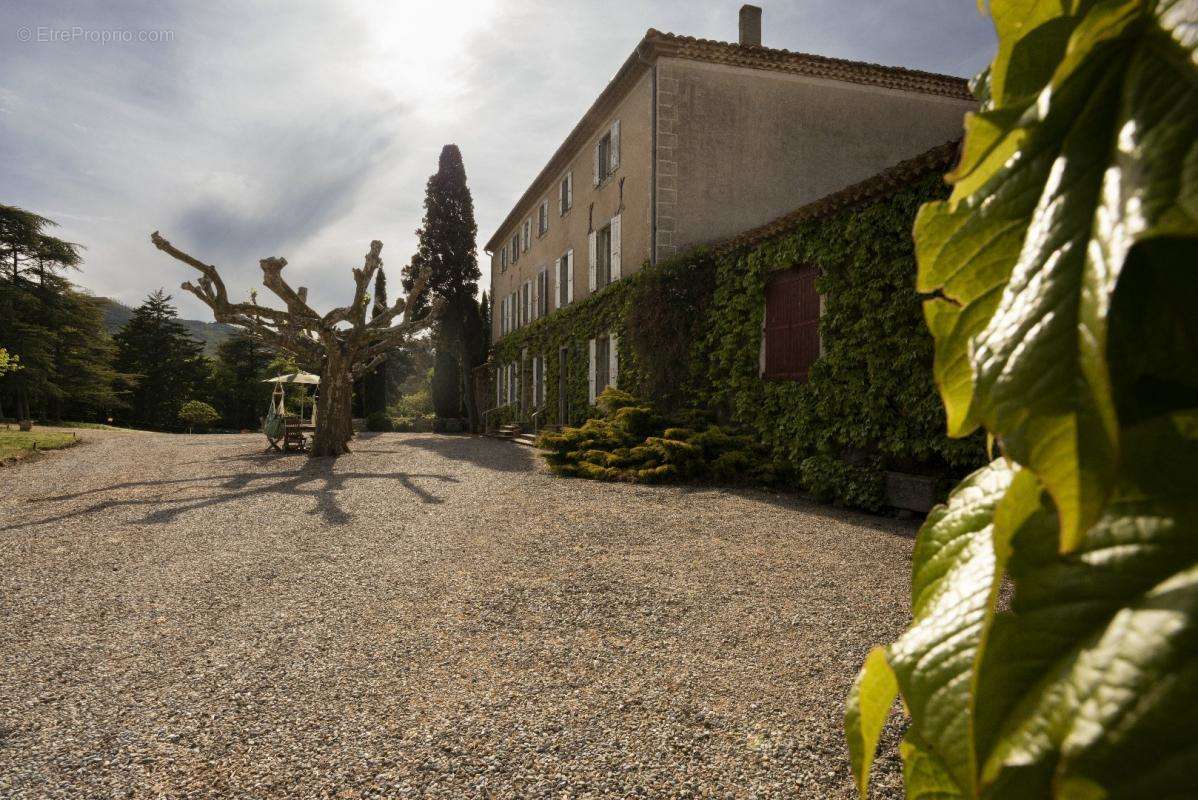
[645,30,973,100]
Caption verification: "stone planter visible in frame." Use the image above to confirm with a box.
[885,471,940,513]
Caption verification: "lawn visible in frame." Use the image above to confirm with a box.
[0,428,79,462]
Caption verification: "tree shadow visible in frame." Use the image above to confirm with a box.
[10,458,458,531]
[396,435,538,473]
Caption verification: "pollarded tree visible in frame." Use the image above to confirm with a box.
[150,232,435,457]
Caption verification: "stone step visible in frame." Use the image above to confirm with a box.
[511,433,538,447]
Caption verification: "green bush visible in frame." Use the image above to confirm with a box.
[389,388,433,418]
[365,410,393,432]
[538,387,780,485]
[391,413,435,433]
[798,454,885,511]
[178,400,220,433]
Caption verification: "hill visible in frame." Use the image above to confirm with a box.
[97,298,238,355]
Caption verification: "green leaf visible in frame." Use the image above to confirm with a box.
[886,460,1018,794]
[901,734,967,800]
[846,646,899,799]
[974,411,1198,797]
[916,0,1198,549]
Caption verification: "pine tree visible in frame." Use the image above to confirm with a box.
[212,331,272,430]
[114,290,210,430]
[0,207,120,423]
[402,144,485,429]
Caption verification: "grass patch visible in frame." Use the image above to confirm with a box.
[0,430,80,463]
[54,421,122,430]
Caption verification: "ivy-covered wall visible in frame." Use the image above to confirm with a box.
[490,167,987,507]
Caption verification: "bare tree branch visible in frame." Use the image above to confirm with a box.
[151,231,433,457]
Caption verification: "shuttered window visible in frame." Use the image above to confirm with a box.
[559,172,573,215]
[763,265,821,381]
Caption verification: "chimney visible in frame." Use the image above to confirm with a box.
[739,4,762,47]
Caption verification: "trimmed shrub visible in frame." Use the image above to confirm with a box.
[365,410,393,432]
[539,387,780,485]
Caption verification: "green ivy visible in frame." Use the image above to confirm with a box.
[492,170,989,506]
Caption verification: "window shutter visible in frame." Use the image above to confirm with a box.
[588,338,597,404]
[551,261,558,311]
[610,120,620,171]
[566,172,573,209]
[610,213,622,280]
[588,231,597,292]
[566,249,575,303]
[763,266,821,381]
[593,143,601,187]
[531,274,539,321]
[609,332,619,388]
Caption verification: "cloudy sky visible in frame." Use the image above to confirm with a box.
[1,1,996,320]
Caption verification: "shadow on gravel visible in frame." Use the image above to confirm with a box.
[676,485,922,539]
[380,435,538,474]
[9,459,458,531]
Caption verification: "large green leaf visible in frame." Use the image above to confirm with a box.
[916,0,1198,549]
[846,646,899,799]
[974,411,1198,798]
[846,460,1018,797]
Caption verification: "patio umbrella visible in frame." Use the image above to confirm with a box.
[263,371,321,385]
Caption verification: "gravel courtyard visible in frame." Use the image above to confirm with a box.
[0,428,917,799]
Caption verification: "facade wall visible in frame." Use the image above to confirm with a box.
[654,57,975,258]
[490,70,654,344]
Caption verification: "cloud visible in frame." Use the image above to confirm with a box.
[0,0,994,320]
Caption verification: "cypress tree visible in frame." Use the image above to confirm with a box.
[402,144,484,429]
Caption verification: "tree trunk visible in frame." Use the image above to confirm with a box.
[311,349,355,457]
[461,355,480,434]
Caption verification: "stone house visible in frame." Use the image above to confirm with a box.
[487,5,974,416]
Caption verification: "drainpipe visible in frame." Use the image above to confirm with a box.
[635,41,658,266]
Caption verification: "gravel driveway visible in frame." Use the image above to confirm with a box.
[0,428,916,799]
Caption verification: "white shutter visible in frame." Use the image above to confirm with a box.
[610,120,620,171]
[566,249,575,303]
[609,333,619,388]
[610,213,622,280]
[588,338,597,403]
[587,231,597,292]
[566,171,573,209]
[593,142,601,187]
[531,274,539,320]
[551,261,558,311]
